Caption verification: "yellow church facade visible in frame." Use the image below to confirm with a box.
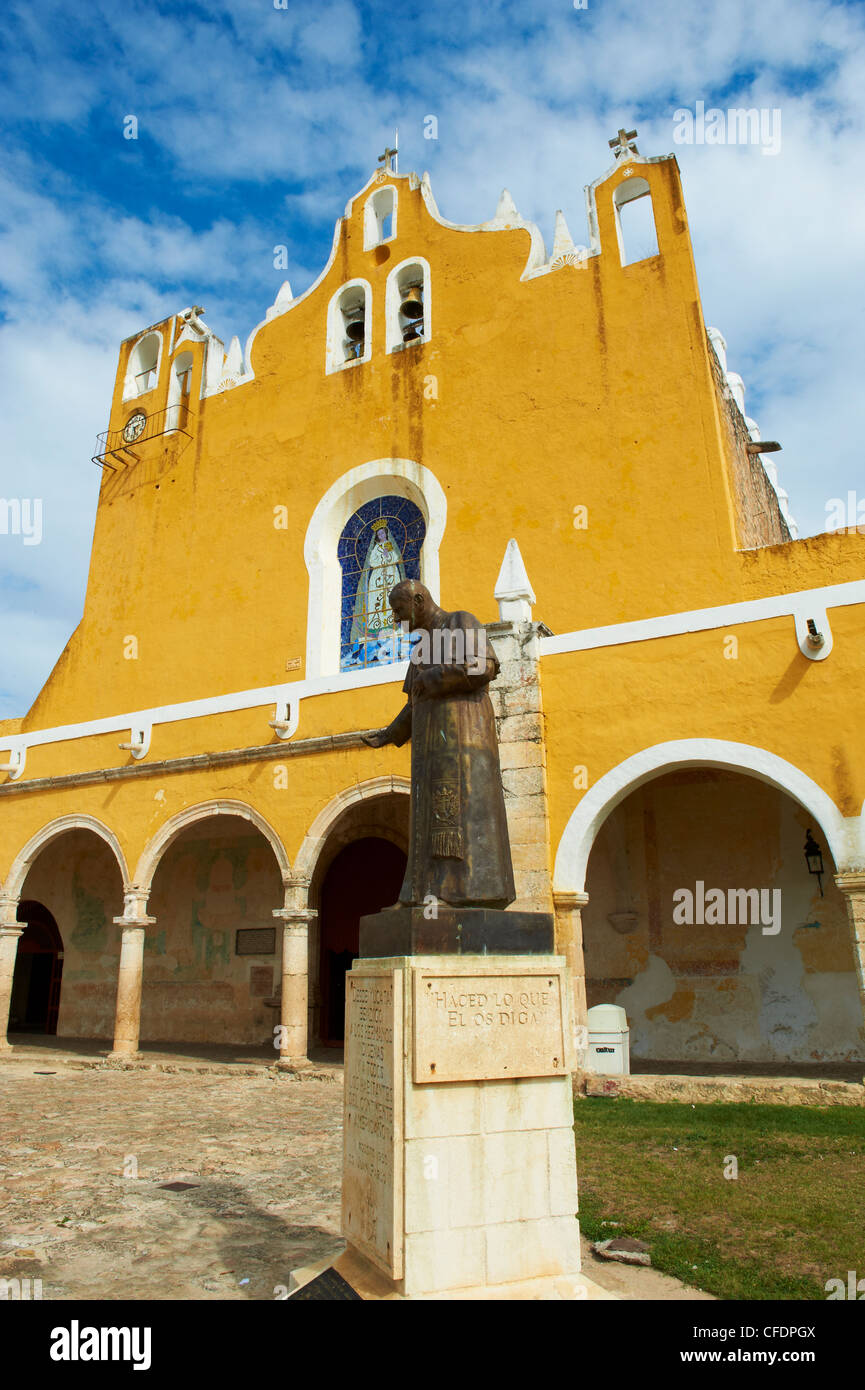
[2,136,864,1071]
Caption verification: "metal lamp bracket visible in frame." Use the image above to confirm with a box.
[269,698,299,741]
[118,725,152,759]
[0,746,26,780]
[793,606,833,661]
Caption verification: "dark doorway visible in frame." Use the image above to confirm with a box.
[9,901,64,1034]
[318,837,406,1044]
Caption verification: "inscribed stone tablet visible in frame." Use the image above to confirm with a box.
[342,970,404,1278]
[235,927,276,956]
[413,970,567,1083]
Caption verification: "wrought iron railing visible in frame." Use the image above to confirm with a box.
[92,402,192,470]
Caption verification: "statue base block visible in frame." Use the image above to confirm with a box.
[359,905,555,957]
[338,953,584,1299]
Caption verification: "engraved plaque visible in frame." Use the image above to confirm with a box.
[235,927,276,956]
[342,970,404,1278]
[413,970,567,1084]
[248,965,273,997]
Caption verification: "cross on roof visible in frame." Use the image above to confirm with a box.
[378,131,398,174]
[609,127,639,158]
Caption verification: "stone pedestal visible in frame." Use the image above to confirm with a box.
[336,953,583,1299]
[359,905,555,958]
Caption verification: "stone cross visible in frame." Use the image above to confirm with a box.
[377,133,398,173]
[608,127,639,158]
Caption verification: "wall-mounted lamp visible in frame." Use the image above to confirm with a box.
[804,828,824,897]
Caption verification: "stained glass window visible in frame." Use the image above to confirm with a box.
[339,495,425,671]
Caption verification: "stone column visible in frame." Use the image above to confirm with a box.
[273,875,316,1068]
[835,873,865,1024]
[486,618,554,913]
[0,896,23,1053]
[108,889,154,1060]
[553,890,589,1062]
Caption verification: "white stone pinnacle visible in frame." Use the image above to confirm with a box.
[494,538,536,622]
[495,189,520,223]
[552,210,575,257]
[224,336,243,376]
[274,280,293,310]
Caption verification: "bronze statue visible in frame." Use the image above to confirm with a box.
[362,580,515,909]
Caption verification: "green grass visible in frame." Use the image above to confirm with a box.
[573,1098,865,1300]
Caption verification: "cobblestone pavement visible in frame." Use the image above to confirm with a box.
[0,1058,345,1301]
[0,1053,712,1302]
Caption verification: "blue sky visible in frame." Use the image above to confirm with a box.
[1,0,864,717]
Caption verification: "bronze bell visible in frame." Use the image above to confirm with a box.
[399,283,424,321]
[402,321,423,343]
[344,310,365,342]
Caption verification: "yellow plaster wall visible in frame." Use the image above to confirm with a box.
[21,156,862,737]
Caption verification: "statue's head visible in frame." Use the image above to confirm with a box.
[389,579,435,631]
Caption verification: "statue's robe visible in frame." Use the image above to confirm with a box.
[384,607,516,907]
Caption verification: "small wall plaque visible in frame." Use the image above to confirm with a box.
[235,927,276,956]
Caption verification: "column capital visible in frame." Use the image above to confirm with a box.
[114,886,154,925]
[0,894,20,928]
[835,872,865,894]
[273,907,317,926]
[0,926,24,940]
[279,874,315,918]
[112,918,153,931]
[553,890,589,909]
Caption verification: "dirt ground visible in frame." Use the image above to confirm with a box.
[0,1051,711,1301]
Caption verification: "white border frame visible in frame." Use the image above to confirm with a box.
[363,184,398,251]
[553,738,861,894]
[122,330,163,403]
[385,256,432,355]
[303,457,447,679]
[326,279,372,375]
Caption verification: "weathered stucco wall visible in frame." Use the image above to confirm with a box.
[583,771,863,1063]
[143,820,284,1046]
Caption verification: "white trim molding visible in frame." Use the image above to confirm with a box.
[540,579,865,659]
[293,776,411,882]
[2,577,860,780]
[553,739,861,895]
[133,799,291,893]
[3,814,132,902]
[303,457,447,679]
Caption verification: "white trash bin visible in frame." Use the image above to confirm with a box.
[585,1003,630,1075]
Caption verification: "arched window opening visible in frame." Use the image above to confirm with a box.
[326,282,371,373]
[364,185,397,250]
[386,259,431,354]
[338,494,425,671]
[166,350,194,430]
[126,331,161,398]
[613,177,659,266]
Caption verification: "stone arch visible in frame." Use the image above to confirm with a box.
[3,814,131,904]
[133,799,291,894]
[293,776,411,885]
[303,459,447,679]
[553,739,853,895]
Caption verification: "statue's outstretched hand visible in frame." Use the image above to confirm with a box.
[362,729,391,749]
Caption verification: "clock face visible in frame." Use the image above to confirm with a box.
[123,412,146,443]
